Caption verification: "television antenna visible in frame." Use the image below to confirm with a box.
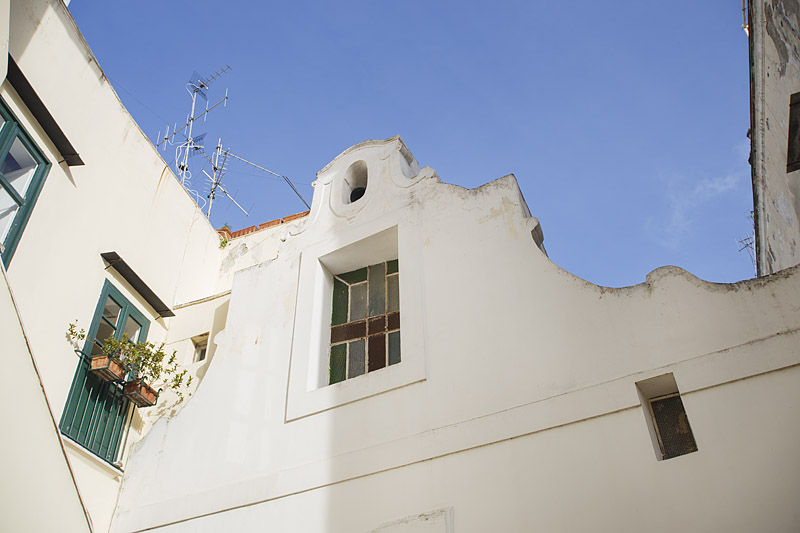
[156,64,311,222]
[157,65,231,190]
[738,210,757,275]
[203,138,249,219]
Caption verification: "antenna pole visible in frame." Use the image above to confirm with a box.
[178,89,198,186]
[217,182,249,216]
[226,152,311,209]
[206,139,222,218]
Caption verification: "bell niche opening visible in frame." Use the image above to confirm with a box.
[343,160,368,204]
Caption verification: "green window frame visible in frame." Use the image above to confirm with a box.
[0,98,51,267]
[60,281,149,464]
[330,260,400,384]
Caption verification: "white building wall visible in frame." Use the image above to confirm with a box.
[0,267,91,533]
[2,1,235,530]
[137,368,800,533]
[113,137,800,532]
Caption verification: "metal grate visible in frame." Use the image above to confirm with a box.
[650,394,698,460]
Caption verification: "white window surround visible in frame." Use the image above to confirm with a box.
[286,220,427,421]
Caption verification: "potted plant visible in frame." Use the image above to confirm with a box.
[67,323,192,407]
[91,353,127,382]
[105,336,191,407]
[67,323,127,383]
[123,379,159,407]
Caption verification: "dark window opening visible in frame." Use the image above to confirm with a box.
[649,393,698,460]
[193,334,209,362]
[343,160,368,204]
[788,92,800,173]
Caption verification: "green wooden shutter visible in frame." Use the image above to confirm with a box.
[60,281,149,464]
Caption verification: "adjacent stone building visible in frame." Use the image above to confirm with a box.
[748,0,800,274]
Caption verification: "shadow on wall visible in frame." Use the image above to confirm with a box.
[198,299,230,381]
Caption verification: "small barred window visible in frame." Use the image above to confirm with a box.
[649,393,698,460]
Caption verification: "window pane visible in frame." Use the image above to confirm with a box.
[387,274,399,313]
[348,339,365,378]
[90,340,104,356]
[103,297,122,326]
[350,282,367,321]
[387,311,400,331]
[368,262,386,317]
[330,343,347,384]
[0,188,19,241]
[331,278,349,326]
[331,320,366,344]
[368,333,386,372]
[95,320,115,347]
[124,315,142,342]
[194,342,207,362]
[1,137,38,198]
[388,331,401,366]
[339,267,367,284]
[368,316,386,335]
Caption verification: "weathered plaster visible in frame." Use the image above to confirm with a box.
[750,0,800,274]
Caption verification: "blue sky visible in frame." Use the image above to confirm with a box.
[69,1,755,287]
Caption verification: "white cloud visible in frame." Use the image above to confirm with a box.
[647,170,745,250]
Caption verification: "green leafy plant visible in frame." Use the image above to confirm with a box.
[67,322,192,402]
[67,321,87,346]
[219,223,232,249]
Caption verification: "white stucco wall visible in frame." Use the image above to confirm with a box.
[0,267,91,532]
[113,137,800,532]
[119,368,800,533]
[2,1,233,530]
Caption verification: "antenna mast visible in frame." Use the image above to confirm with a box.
[157,65,231,190]
[157,65,309,222]
[204,138,249,219]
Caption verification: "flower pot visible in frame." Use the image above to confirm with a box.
[123,379,158,407]
[89,355,126,382]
